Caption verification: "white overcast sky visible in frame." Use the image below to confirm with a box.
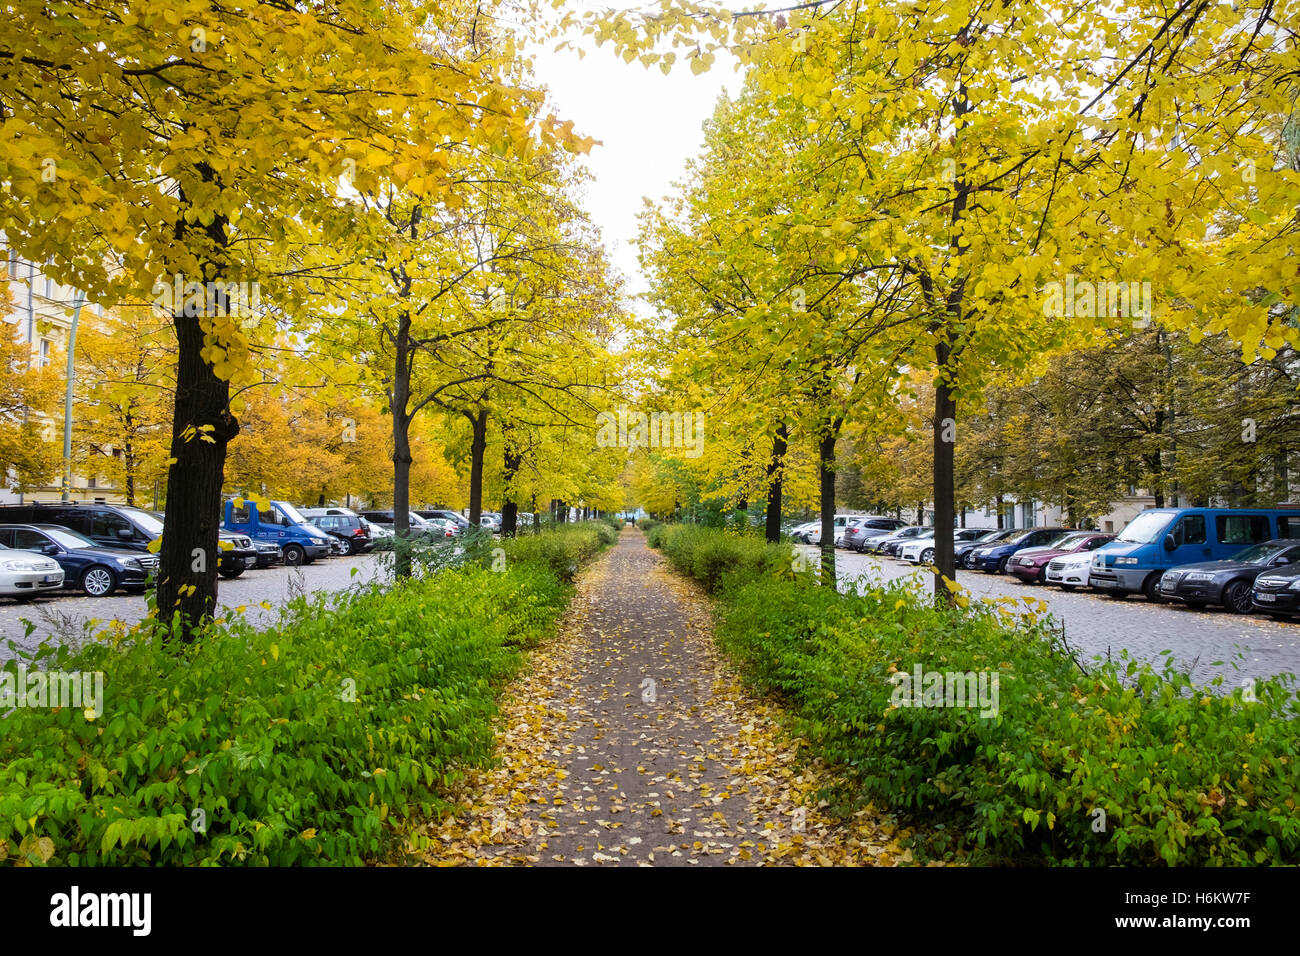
[527,19,745,305]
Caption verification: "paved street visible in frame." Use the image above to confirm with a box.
[811,546,1300,689]
[0,555,385,663]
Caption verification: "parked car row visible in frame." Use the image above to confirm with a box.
[0,500,487,600]
[832,504,1300,621]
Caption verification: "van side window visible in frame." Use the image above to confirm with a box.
[92,510,132,539]
[1280,516,1300,539]
[1172,514,1206,547]
[1216,515,1270,545]
[261,509,287,527]
[230,504,251,523]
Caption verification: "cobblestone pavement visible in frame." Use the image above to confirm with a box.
[814,546,1300,689]
[0,555,384,662]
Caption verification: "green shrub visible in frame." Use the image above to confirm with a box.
[654,523,801,592]
[678,527,1300,865]
[643,521,668,548]
[0,524,614,866]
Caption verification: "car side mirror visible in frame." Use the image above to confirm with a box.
[1163,534,1177,552]
[1275,556,1292,565]
[42,543,59,555]
[117,528,134,540]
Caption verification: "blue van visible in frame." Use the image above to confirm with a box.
[1088,507,1300,601]
[223,499,333,566]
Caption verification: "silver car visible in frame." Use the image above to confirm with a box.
[0,543,64,601]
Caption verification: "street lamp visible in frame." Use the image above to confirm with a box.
[61,292,86,502]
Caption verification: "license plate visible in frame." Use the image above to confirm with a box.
[1256,592,1276,603]
[43,574,59,583]
[1161,580,1175,590]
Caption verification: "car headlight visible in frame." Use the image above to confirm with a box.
[1115,557,1138,565]
[1,559,43,571]
[1287,579,1300,591]
[119,557,143,569]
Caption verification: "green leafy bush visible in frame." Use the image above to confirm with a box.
[652,523,800,592]
[671,527,1300,865]
[0,524,612,866]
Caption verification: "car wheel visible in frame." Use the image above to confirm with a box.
[1035,566,1047,583]
[219,566,244,579]
[920,548,935,564]
[1222,580,1253,614]
[283,544,305,567]
[80,565,117,597]
[1141,573,1165,603]
[346,538,361,556]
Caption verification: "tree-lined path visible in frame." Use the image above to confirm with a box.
[419,528,909,866]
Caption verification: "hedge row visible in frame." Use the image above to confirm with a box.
[0,523,613,866]
[649,523,1300,865]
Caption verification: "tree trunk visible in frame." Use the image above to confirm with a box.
[817,427,837,589]
[466,407,488,524]
[390,310,414,579]
[155,183,239,639]
[501,429,520,536]
[764,422,789,543]
[932,370,958,599]
[156,281,239,637]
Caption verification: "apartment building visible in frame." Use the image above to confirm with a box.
[1,245,124,506]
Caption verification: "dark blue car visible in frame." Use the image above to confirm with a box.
[967,527,1071,573]
[0,523,158,596]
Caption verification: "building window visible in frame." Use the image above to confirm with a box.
[87,476,96,490]
[38,338,51,367]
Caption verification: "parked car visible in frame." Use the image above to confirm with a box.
[1044,550,1097,590]
[252,540,283,568]
[1251,561,1300,617]
[809,514,865,547]
[224,499,332,566]
[1158,539,1300,613]
[301,509,374,555]
[1008,531,1115,584]
[1090,507,1300,602]
[360,516,392,541]
[789,521,820,543]
[899,527,989,564]
[875,526,932,557]
[0,523,158,596]
[359,510,433,535]
[423,517,459,538]
[0,542,64,601]
[480,513,502,532]
[0,501,255,577]
[844,516,907,551]
[956,529,1021,567]
[417,509,471,530]
[968,527,1072,573]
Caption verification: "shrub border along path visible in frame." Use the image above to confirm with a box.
[417,528,913,866]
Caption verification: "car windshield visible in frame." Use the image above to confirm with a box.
[1234,542,1291,564]
[1118,511,1174,544]
[278,502,308,524]
[118,507,162,535]
[1047,532,1090,550]
[44,527,97,549]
